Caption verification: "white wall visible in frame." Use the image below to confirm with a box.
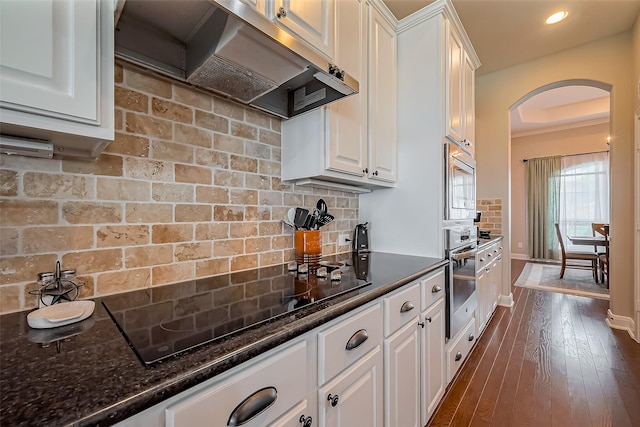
[475,32,635,319]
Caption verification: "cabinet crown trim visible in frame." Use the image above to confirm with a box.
[397,0,480,68]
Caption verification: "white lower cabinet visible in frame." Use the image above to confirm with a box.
[318,346,384,427]
[421,298,446,425]
[166,340,309,427]
[318,303,383,385]
[317,302,383,426]
[382,280,421,427]
[269,399,313,427]
[384,319,420,427]
[476,239,504,336]
[446,316,476,384]
[119,267,453,427]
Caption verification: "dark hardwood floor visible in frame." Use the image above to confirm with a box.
[427,259,640,427]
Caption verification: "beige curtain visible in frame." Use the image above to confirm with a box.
[526,156,561,259]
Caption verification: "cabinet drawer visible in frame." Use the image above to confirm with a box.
[420,269,445,311]
[476,248,488,273]
[493,242,503,257]
[484,243,499,264]
[166,340,307,427]
[446,316,476,384]
[383,281,420,337]
[318,302,382,385]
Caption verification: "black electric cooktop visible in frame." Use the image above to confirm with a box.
[102,256,371,365]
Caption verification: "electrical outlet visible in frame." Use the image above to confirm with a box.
[339,234,350,246]
[517,242,523,248]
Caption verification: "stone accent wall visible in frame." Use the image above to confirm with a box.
[0,61,359,314]
[477,198,502,237]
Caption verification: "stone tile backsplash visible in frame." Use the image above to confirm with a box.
[0,60,359,314]
[477,198,503,237]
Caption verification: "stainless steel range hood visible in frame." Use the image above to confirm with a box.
[115,0,358,118]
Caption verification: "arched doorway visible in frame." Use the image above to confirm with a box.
[508,80,611,297]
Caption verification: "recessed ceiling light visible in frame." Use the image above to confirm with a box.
[546,11,568,24]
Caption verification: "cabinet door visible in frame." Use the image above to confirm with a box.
[318,347,383,427]
[272,0,334,58]
[384,320,420,427]
[240,0,266,14]
[475,266,487,335]
[492,255,503,312]
[269,399,314,427]
[421,298,445,425]
[367,6,397,183]
[0,0,98,123]
[445,22,464,145]
[462,53,475,154]
[326,0,367,177]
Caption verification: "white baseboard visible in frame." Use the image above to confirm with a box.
[510,253,530,260]
[606,309,637,340]
[498,293,514,308]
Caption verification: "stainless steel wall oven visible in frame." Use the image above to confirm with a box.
[445,224,477,341]
[444,141,477,341]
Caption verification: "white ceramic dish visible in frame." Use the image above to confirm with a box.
[27,301,95,329]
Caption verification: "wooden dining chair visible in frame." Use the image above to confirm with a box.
[598,225,610,288]
[591,222,609,283]
[554,223,598,281]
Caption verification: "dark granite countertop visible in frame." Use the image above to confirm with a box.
[0,252,446,427]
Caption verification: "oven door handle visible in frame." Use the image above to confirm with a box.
[453,157,474,175]
[451,249,476,261]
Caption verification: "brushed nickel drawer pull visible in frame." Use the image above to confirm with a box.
[400,301,415,313]
[228,386,277,426]
[432,285,442,293]
[345,329,369,350]
[455,351,463,361]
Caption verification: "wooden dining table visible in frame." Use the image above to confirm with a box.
[567,235,608,247]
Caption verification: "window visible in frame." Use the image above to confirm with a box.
[558,152,609,251]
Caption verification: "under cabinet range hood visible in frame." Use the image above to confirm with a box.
[115,0,358,118]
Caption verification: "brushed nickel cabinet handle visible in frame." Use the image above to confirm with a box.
[276,7,287,18]
[455,351,463,361]
[228,387,277,426]
[400,301,415,313]
[432,285,442,293]
[345,329,369,350]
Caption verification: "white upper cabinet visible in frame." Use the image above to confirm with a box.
[270,0,335,58]
[281,0,397,192]
[445,17,476,154]
[0,0,114,159]
[446,27,464,144]
[367,5,397,183]
[240,0,266,14]
[358,0,478,256]
[462,53,476,155]
[326,0,367,176]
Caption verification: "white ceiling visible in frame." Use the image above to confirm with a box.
[382,0,637,134]
[510,86,610,137]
